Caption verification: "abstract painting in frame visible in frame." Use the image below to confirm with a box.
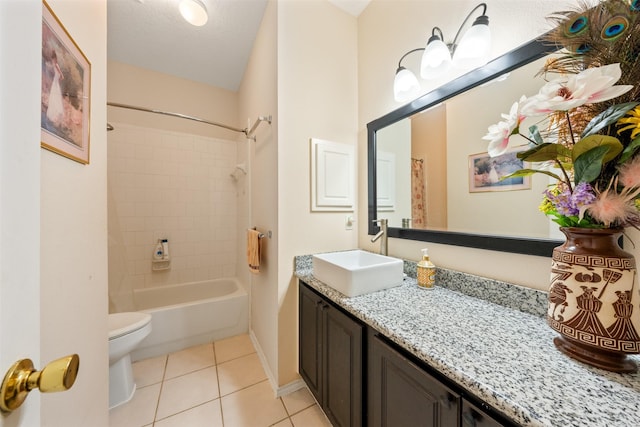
[469,145,531,193]
[41,1,91,164]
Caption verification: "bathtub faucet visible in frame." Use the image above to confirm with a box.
[371,219,388,256]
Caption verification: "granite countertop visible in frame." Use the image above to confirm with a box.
[294,254,640,427]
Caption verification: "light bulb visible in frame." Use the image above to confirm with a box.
[420,38,452,79]
[394,67,421,102]
[453,22,491,68]
[179,0,208,27]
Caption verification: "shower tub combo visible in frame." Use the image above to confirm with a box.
[129,277,248,361]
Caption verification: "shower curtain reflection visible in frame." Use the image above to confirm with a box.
[411,158,426,229]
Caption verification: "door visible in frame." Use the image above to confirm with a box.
[323,302,363,427]
[1,1,43,425]
[462,400,506,427]
[299,282,323,402]
[368,332,460,427]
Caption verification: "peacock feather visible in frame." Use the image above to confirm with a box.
[542,0,640,103]
[539,0,640,142]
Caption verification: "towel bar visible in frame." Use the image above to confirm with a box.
[251,228,272,239]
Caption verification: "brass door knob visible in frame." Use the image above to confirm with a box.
[0,354,79,413]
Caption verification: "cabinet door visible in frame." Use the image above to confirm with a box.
[462,399,505,427]
[299,282,323,403]
[368,332,459,427]
[323,302,363,427]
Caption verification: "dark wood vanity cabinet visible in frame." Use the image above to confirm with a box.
[298,281,510,427]
[368,331,459,427]
[299,281,363,427]
[461,400,505,427]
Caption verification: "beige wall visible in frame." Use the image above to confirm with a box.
[40,0,109,425]
[358,0,585,291]
[107,61,239,140]
[237,0,359,391]
[276,0,359,387]
[412,106,447,229]
[377,119,411,227]
[238,0,280,388]
[445,56,552,238]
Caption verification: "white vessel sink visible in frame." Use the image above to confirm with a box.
[312,250,404,297]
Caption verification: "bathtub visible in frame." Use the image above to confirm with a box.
[129,278,248,361]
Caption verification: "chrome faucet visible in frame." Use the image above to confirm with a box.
[371,219,388,256]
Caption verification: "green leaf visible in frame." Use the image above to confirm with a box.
[574,145,610,183]
[618,135,640,164]
[501,169,563,181]
[528,125,543,144]
[581,102,639,137]
[572,134,623,163]
[517,143,572,162]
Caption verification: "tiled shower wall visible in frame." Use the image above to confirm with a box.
[108,123,238,311]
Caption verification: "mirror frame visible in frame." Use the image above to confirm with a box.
[368,35,563,257]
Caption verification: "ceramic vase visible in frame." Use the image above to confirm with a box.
[547,227,640,372]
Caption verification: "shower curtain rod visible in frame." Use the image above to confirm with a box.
[107,102,271,140]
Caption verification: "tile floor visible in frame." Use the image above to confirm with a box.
[109,334,332,427]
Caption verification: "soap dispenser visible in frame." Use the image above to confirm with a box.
[417,248,435,289]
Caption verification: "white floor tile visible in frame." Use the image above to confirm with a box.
[214,333,255,363]
[154,400,223,427]
[271,418,294,427]
[164,342,215,380]
[290,404,332,427]
[217,353,267,396]
[220,380,288,427]
[108,383,161,427]
[110,335,298,427]
[132,354,166,388]
[155,366,219,420]
[281,387,316,416]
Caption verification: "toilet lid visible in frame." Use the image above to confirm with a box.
[108,312,152,340]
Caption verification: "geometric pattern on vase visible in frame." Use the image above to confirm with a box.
[547,229,640,358]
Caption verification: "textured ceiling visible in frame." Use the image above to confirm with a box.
[107,0,269,92]
[107,0,370,92]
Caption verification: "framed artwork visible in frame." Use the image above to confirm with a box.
[41,1,91,164]
[469,145,531,193]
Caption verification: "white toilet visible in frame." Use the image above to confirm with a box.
[108,312,152,409]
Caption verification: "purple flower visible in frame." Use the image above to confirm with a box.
[545,182,596,216]
[572,182,597,209]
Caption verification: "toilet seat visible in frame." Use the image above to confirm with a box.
[109,312,152,340]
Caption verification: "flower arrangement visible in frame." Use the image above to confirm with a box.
[483,0,640,229]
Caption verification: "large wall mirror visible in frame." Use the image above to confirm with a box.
[368,36,564,257]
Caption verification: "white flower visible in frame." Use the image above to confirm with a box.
[483,96,526,157]
[520,63,633,116]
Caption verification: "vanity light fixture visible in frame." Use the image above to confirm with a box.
[393,3,491,102]
[179,0,209,27]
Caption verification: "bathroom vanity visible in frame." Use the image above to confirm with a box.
[295,254,640,427]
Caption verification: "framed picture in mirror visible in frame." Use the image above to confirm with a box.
[468,145,531,193]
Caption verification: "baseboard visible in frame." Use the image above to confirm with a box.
[249,330,306,398]
[275,378,306,398]
[249,329,278,394]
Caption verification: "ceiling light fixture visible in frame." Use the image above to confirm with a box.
[179,0,209,27]
[393,3,491,102]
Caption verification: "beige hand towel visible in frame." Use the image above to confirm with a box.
[247,229,261,274]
